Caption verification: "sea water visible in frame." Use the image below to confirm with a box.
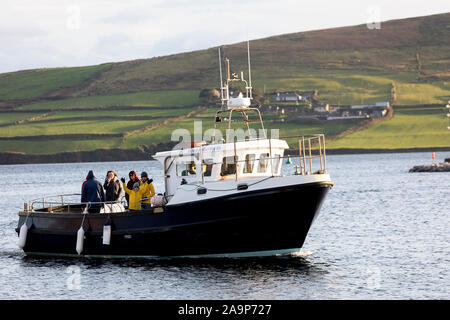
[0,152,449,299]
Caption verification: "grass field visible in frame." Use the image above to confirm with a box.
[0,105,448,155]
[120,107,359,150]
[0,138,123,154]
[0,112,43,125]
[0,119,162,137]
[0,106,199,154]
[0,64,111,100]
[326,106,450,149]
[16,90,200,110]
[40,108,193,120]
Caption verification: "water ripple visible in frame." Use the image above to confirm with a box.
[1,153,449,299]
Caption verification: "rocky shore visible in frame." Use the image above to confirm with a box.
[409,158,450,172]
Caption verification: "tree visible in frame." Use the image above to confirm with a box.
[252,88,269,106]
[199,88,220,105]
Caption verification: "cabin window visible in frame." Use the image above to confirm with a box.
[176,161,197,176]
[220,156,237,176]
[243,154,256,173]
[272,154,281,173]
[258,153,269,173]
[202,159,214,177]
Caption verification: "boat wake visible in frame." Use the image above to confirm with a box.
[288,250,313,258]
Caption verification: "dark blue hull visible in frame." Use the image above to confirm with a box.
[16,182,331,257]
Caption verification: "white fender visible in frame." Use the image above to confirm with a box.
[76,227,85,255]
[102,224,111,245]
[18,224,28,249]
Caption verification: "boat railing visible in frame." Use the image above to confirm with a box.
[285,134,327,176]
[25,193,162,213]
[191,134,327,182]
[25,193,128,213]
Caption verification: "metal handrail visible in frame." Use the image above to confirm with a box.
[28,193,159,213]
[182,134,327,180]
[28,193,128,212]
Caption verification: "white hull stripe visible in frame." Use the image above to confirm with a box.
[24,248,301,259]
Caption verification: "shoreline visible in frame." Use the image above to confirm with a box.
[1,145,450,165]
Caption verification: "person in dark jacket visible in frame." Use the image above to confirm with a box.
[81,174,89,203]
[125,171,140,206]
[103,170,122,202]
[81,170,105,213]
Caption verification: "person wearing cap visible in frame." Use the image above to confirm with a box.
[121,178,145,211]
[140,171,155,210]
[125,171,140,206]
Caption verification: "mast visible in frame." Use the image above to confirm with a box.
[247,40,252,99]
[213,42,264,142]
[218,47,224,110]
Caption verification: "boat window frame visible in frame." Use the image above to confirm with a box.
[272,154,281,174]
[220,156,238,176]
[202,159,214,177]
[243,154,256,174]
[176,160,197,177]
[258,153,270,173]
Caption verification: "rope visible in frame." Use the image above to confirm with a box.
[177,176,275,192]
[21,211,32,228]
[79,210,87,230]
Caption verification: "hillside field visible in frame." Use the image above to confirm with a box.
[0,13,449,161]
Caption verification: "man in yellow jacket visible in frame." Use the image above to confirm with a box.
[140,172,155,210]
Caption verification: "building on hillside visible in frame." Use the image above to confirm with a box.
[273,92,303,102]
[300,92,313,100]
[348,102,390,118]
[329,105,340,113]
[312,104,330,113]
[375,102,390,108]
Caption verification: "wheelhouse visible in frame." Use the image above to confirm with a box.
[153,138,289,198]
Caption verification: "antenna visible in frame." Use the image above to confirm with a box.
[247,40,253,99]
[218,47,224,109]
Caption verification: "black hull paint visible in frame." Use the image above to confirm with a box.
[17,182,331,257]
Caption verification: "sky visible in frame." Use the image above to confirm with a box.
[0,0,449,73]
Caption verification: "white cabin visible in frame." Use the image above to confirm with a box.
[153,139,289,199]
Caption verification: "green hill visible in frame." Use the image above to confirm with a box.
[0,13,449,162]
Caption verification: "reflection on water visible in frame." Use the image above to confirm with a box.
[11,254,329,299]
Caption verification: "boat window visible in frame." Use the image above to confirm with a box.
[272,154,281,173]
[243,154,256,173]
[258,153,269,173]
[202,159,214,177]
[220,156,237,176]
[176,161,197,176]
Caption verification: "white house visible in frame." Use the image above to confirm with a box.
[312,104,330,113]
[274,92,303,102]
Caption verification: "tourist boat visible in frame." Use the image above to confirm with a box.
[15,47,334,258]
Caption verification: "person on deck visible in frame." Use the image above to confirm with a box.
[125,171,140,206]
[139,171,155,210]
[103,170,123,202]
[81,174,89,203]
[81,170,106,213]
[121,179,145,211]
